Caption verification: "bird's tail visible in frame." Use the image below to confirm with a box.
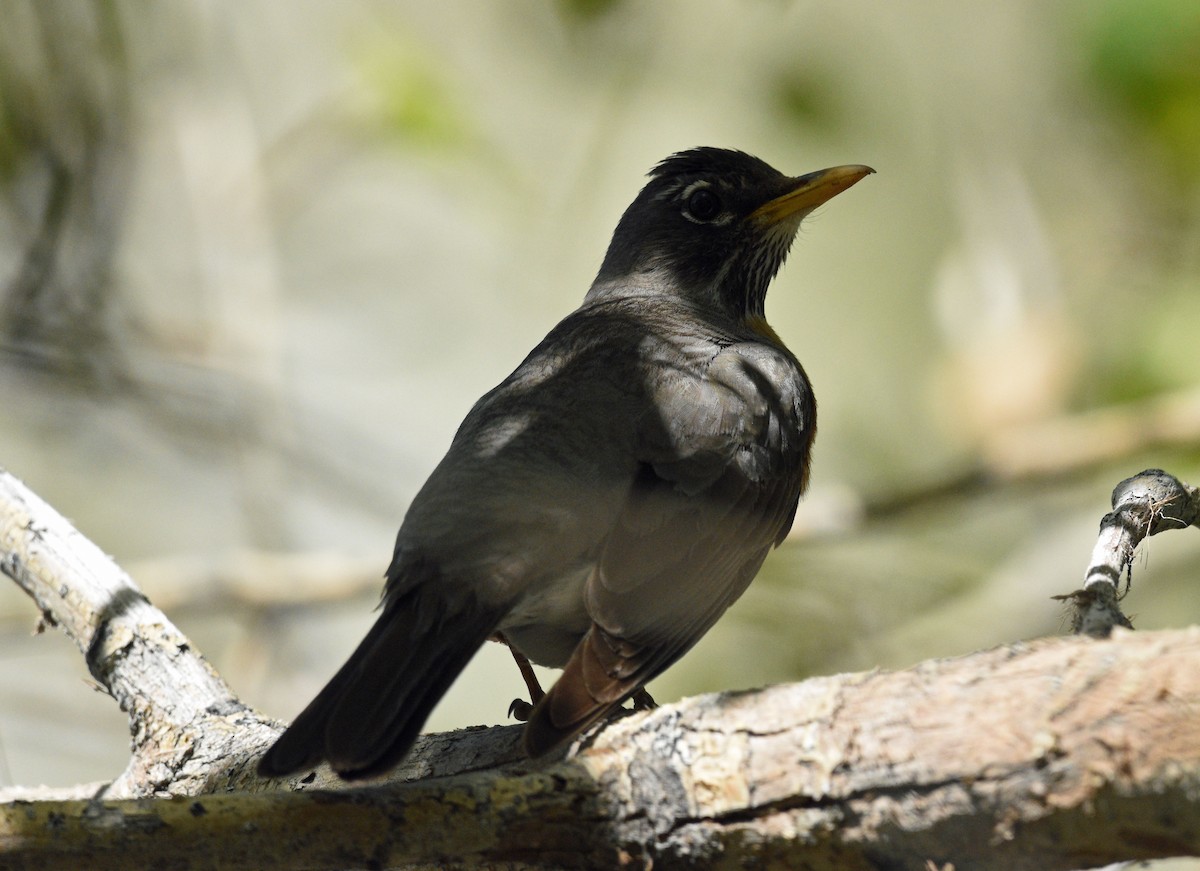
[521,623,645,758]
[257,589,498,781]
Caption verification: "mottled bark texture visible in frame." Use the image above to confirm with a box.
[2,468,1199,870]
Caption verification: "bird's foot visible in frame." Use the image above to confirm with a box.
[492,632,546,722]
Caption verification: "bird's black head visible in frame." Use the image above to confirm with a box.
[591,147,872,323]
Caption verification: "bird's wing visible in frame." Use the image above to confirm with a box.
[523,340,813,755]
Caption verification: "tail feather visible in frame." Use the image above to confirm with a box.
[326,605,495,779]
[258,591,497,780]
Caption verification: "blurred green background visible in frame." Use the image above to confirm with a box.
[1,0,1198,790]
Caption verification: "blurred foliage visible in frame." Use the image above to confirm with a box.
[772,67,846,135]
[556,0,625,21]
[1084,0,1200,182]
[1092,278,1200,406]
[0,65,31,183]
[1141,282,1200,392]
[0,0,132,383]
[352,34,473,152]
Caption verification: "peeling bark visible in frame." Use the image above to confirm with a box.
[2,467,1200,870]
[2,630,1200,869]
[0,468,280,799]
[1058,469,1200,637]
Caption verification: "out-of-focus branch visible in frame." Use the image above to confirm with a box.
[984,388,1200,480]
[0,0,135,383]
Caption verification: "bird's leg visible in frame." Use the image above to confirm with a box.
[490,632,544,722]
[631,687,657,711]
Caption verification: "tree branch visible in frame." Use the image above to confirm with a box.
[2,630,1199,869]
[0,468,277,798]
[3,467,1200,869]
[1058,468,1200,637]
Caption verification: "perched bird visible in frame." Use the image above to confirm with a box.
[258,148,872,780]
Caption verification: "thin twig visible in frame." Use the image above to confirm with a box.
[1056,469,1200,637]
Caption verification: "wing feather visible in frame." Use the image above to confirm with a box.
[524,339,814,756]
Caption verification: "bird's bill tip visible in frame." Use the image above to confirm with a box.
[751,164,874,225]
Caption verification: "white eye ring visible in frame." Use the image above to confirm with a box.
[680,181,728,224]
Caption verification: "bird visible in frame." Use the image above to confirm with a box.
[258,147,872,781]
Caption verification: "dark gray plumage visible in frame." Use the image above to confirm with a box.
[259,148,872,780]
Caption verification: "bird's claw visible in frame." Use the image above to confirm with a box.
[508,698,534,721]
[631,688,657,711]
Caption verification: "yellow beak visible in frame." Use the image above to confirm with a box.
[751,164,874,225]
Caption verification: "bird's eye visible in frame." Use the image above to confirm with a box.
[683,187,722,223]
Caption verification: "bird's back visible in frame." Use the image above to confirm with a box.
[388,293,812,614]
